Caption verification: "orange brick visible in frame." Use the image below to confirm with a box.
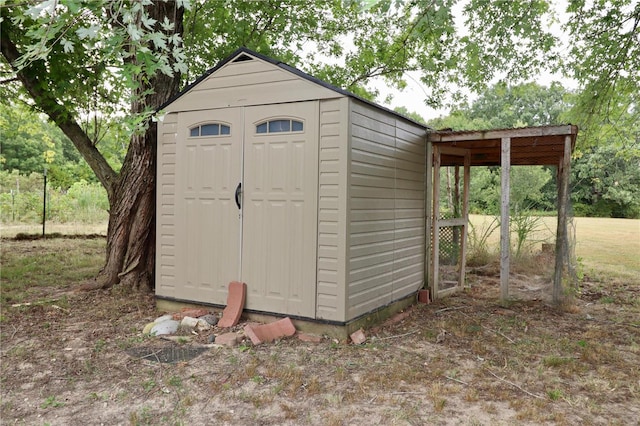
[417,289,431,304]
[382,308,413,328]
[244,317,296,345]
[218,281,246,328]
[350,328,366,345]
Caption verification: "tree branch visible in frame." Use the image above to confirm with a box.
[345,3,432,89]
[484,368,544,399]
[0,77,19,84]
[0,16,118,199]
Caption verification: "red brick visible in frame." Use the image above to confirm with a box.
[244,317,296,345]
[382,308,413,328]
[350,328,366,345]
[215,332,240,347]
[297,332,322,343]
[218,281,246,328]
[417,289,431,304]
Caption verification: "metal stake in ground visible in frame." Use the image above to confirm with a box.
[42,166,47,238]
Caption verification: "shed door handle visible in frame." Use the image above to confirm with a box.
[235,182,242,210]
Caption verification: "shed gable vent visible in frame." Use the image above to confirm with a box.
[232,54,253,62]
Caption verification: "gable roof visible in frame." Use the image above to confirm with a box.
[158,47,429,129]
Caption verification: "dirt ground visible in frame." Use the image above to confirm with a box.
[1,240,639,425]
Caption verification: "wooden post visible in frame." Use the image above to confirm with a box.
[500,137,511,302]
[446,167,453,212]
[454,166,460,216]
[553,135,572,304]
[460,153,471,288]
[453,165,460,265]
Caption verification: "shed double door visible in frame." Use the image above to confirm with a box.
[178,102,318,317]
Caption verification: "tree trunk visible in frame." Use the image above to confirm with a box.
[445,167,453,213]
[95,124,157,291]
[93,1,184,292]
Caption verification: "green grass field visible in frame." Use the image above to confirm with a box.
[2,216,637,280]
[0,221,107,238]
[569,217,640,280]
[469,215,640,281]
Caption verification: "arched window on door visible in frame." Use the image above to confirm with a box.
[189,123,231,137]
[256,119,304,134]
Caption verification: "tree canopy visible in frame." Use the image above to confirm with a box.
[564,0,639,142]
[3,1,638,142]
[429,81,572,131]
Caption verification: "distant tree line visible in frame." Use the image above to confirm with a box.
[425,82,640,219]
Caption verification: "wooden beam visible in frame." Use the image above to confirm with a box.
[436,146,470,156]
[440,147,569,167]
[500,137,511,302]
[440,154,567,167]
[432,136,569,150]
[458,146,566,157]
[431,125,577,142]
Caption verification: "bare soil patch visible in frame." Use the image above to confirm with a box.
[1,239,639,425]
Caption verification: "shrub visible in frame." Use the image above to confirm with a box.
[467,216,499,266]
[0,176,108,224]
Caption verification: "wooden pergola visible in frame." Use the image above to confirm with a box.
[426,124,579,304]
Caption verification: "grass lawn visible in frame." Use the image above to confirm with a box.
[570,217,640,279]
[0,221,107,239]
[469,215,640,279]
[0,217,638,425]
[0,237,105,307]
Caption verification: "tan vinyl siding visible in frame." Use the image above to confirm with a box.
[347,100,426,320]
[156,113,179,297]
[164,55,338,113]
[393,119,426,299]
[348,102,397,316]
[316,98,349,321]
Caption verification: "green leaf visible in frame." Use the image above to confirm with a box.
[76,24,101,40]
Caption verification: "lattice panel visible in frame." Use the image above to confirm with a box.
[438,210,456,220]
[438,225,464,290]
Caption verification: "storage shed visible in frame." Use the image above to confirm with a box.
[155,48,428,326]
